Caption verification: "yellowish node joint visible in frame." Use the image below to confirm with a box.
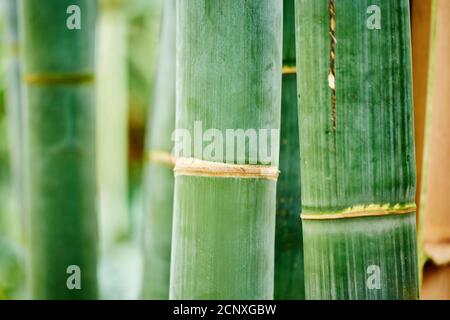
[24,72,94,85]
[282,66,297,75]
[301,203,417,220]
[174,157,279,181]
[147,150,175,168]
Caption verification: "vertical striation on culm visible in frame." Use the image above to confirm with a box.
[170,0,282,299]
[296,0,418,299]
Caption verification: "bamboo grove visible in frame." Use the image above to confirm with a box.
[4,0,445,300]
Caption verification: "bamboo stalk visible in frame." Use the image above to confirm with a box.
[142,0,176,300]
[0,0,27,300]
[274,0,304,300]
[0,2,24,298]
[420,0,450,300]
[4,0,26,239]
[170,0,282,299]
[95,0,131,299]
[296,0,418,299]
[20,0,98,299]
[96,0,129,248]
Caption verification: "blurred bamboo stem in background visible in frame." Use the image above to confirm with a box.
[142,0,176,300]
[420,0,450,300]
[97,0,129,246]
[274,0,304,300]
[21,0,98,299]
[296,0,418,299]
[96,0,137,299]
[0,0,26,299]
[4,0,25,241]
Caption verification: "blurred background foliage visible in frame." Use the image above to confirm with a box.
[0,0,163,299]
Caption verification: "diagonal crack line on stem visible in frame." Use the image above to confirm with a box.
[329,0,337,131]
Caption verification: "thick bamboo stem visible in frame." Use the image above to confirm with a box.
[296,0,418,299]
[170,0,282,299]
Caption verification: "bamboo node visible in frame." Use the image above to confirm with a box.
[24,72,94,85]
[282,66,297,75]
[146,150,175,168]
[174,157,279,181]
[301,203,416,220]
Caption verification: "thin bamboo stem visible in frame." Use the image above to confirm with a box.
[142,0,176,300]
[274,0,304,300]
[4,0,26,238]
[20,0,98,299]
[411,0,433,228]
[96,1,129,248]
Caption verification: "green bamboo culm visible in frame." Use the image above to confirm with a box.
[170,0,283,299]
[274,0,304,300]
[296,0,418,299]
[20,0,98,299]
[0,0,27,299]
[5,0,26,231]
[142,0,176,300]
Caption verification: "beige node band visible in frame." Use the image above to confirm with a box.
[147,150,175,167]
[24,72,94,85]
[174,157,279,181]
[282,66,297,75]
[301,203,416,220]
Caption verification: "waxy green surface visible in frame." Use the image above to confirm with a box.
[296,0,418,299]
[170,0,282,299]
